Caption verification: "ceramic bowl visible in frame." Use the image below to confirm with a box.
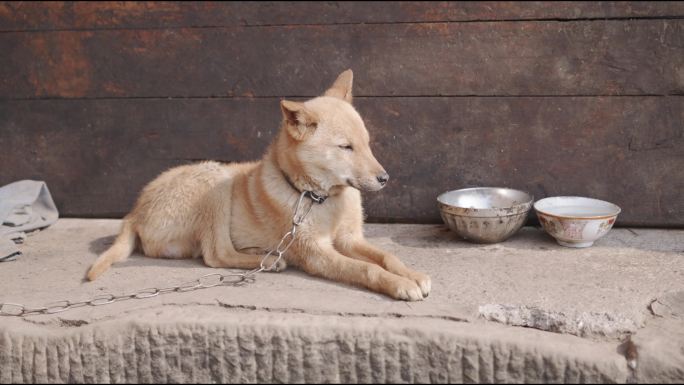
[534,196,621,248]
[437,187,534,243]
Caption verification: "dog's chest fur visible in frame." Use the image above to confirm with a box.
[306,190,357,236]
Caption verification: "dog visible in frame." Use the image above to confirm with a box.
[87,70,431,301]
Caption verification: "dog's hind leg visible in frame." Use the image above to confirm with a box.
[199,181,287,272]
[201,235,287,272]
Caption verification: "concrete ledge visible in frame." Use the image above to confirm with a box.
[1,219,683,383]
[2,308,629,383]
[0,306,629,383]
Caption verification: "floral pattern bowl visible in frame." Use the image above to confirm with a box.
[534,196,621,248]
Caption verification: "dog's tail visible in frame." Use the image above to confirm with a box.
[87,218,136,281]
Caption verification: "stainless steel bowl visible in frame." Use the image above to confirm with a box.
[437,187,534,243]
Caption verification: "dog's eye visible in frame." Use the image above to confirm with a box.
[339,144,353,151]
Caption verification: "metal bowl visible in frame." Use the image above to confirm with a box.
[437,187,534,243]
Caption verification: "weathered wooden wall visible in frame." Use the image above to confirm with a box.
[1,2,682,226]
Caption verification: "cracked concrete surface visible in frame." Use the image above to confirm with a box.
[478,304,641,338]
[1,219,683,383]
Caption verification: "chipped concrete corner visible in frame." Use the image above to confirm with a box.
[1,219,683,383]
[478,304,642,339]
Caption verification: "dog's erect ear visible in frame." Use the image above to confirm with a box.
[281,100,318,141]
[323,69,353,103]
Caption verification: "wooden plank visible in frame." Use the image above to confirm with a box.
[2,2,684,31]
[1,96,681,226]
[1,20,683,99]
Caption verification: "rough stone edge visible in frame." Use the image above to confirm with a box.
[0,305,629,383]
[478,304,642,339]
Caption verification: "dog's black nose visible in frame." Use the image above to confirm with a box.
[376,172,389,186]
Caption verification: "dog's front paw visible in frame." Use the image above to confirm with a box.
[410,272,431,298]
[391,278,424,302]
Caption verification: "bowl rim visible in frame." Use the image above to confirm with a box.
[533,196,622,220]
[437,187,534,218]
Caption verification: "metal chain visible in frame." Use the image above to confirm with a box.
[0,191,317,317]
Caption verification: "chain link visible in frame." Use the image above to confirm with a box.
[0,191,316,317]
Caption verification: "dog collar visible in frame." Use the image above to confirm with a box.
[280,169,328,204]
[305,190,327,204]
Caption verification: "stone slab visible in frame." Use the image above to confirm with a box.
[1,219,683,383]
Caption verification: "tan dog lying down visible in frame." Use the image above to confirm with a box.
[87,70,431,301]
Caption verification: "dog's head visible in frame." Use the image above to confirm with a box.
[278,70,388,194]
